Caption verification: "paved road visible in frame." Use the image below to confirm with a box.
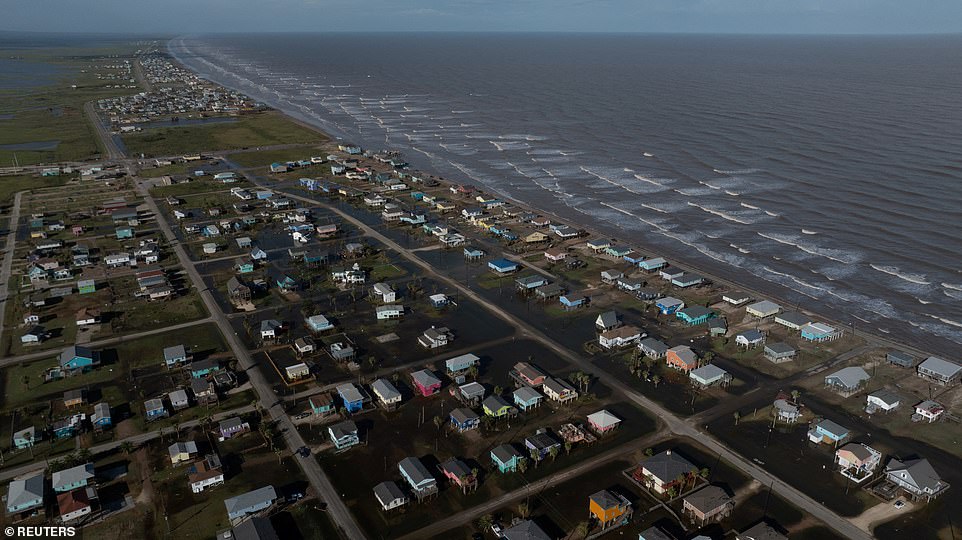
[136,178,366,540]
[0,191,23,354]
[0,405,253,483]
[0,317,214,369]
[83,101,123,160]
[268,184,873,540]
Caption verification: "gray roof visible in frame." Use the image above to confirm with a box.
[371,379,401,401]
[639,338,669,355]
[869,388,902,405]
[596,310,619,328]
[411,369,441,388]
[230,517,279,540]
[738,522,788,540]
[918,356,962,378]
[886,458,944,493]
[825,366,871,388]
[398,457,434,485]
[765,342,795,355]
[491,444,520,463]
[587,409,621,429]
[168,441,198,457]
[638,526,674,540]
[336,383,365,403]
[450,407,479,424]
[679,305,713,319]
[440,458,472,478]
[163,344,187,362]
[690,364,728,381]
[168,389,189,403]
[746,300,780,315]
[7,470,45,508]
[373,481,406,506]
[52,463,94,490]
[329,420,358,440]
[543,377,575,395]
[224,485,277,516]
[738,329,765,342]
[776,311,811,326]
[814,419,849,437]
[260,319,282,332]
[503,519,552,540]
[641,450,697,483]
[483,395,512,411]
[513,386,542,402]
[684,485,732,514]
[773,399,799,415]
[458,382,485,399]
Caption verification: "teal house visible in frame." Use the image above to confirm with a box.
[59,345,99,372]
[310,394,334,416]
[491,444,522,473]
[6,471,44,514]
[77,279,96,294]
[12,426,37,449]
[115,227,134,239]
[676,306,714,326]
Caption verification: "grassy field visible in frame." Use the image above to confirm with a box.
[228,147,325,168]
[0,44,144,166]
[0,174,70,204]
[111,323,228,370]
[122,111,326,157]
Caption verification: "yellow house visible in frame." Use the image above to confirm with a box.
[476,219,494,230]
[525,231,549,243]
[589,490,632,528]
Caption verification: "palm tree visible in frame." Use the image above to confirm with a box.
[466,365,479,380]
[493,385,503,397]
[652,374,662,388]
[548,446,559,462]
[733,411,741,425]
[699,467,710,479]
[791,389,801,403]
[564,441,573,455]
[517,502,530,519]
[517,457,528,473]
[529,447,540,467]
[432,415,443,433]
[477,514,494,533]
[575,521,590,539]
[119,441,134,455]
[641,369,650,381]
[644,447,654,457]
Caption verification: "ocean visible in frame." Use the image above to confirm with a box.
[169,33,962,355]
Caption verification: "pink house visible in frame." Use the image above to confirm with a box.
[72,225,84,236]
[411,369,442,397]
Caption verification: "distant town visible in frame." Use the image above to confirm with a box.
[0,39,957,540]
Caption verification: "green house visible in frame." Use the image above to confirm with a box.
[77,279,96,295]
[482,395,515,418]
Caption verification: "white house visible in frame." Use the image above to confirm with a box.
[598,326,643,349]
[913,400,944,423]
[372,282,397,303]
[376,305,404,320]
[866,389,901,413]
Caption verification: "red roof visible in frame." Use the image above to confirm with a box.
[57,489,90,515]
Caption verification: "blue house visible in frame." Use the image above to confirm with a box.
[464,246,485,260]
[144,398,167,420]
[306,314,334,332]
[488,258,518,273]
[445,353,479,375]
[275,275,298,292]
[560,293,588,309]
[623,252,645,265]
[450,408,480,432]
[513,387,543,411]
[224,486,277,520]
[59,346,99,372]
[808,419,850,445]
[676,306,714,326]
[410,191,424,201]
[491,444,522,473]
[655,297,685,315]
[337,383,365,413]
[115,227,133,239]
[92,402,111,428]
[801,322,839,342]
[52,420,77,439]
[639,257,667,271]
[52,463,94,493]
[236,261,255,274]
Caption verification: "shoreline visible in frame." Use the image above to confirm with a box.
[166,38,942,363]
